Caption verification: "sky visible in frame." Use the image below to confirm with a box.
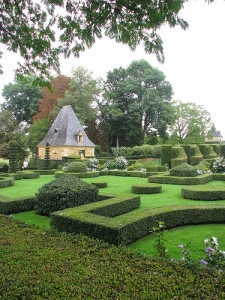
[1,0,225,136]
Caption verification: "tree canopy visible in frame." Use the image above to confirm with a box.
[168,100,214,144]
[50,67,101,125]
[99,60,173,147]
[1,76,41,123]
[0,0,189,81]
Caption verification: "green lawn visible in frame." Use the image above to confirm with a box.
[1,174,225,260]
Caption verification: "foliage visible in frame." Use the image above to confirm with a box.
[169,163,198,177]
[211,157,225,173]
[50,67,101,125]
[0,0,188,80]
[105,156,128,170]
[0,110,29,161]
[202,237,225,271]
[66,161,88,173]
[43,142,51,170]
[2,216,225,299]
[35,174,98,216]
[8,141,19,173]
[150,221,168,259]
[181,185,225,201]
[28,117,51,154]
[197,160,211,174]
[33,75,70,121]
[99,60,173,147]
[1,75,41,123]
[87,157,99,171]
[168,101,213,144]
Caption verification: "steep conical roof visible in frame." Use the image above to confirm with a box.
[38,105,95,147]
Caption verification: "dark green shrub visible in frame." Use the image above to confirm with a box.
[0,177,14,188]
[171,147,188,168]
[131,183,162,194]
[148,173,212,185]
[0,162,9,172]
[182,185,225,200]
[91,182,108,188]
[170,163,198,177]
[0,196,35,214]
[67,161,87,173]
[34,174,98,216]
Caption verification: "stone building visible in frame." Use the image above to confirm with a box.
[37,105,95,160]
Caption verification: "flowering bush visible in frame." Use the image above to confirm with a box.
[105,156,128,170]
[202,237,225,270]
[175,237,225,272]
[87,158,99,171]
[212,157,225,173]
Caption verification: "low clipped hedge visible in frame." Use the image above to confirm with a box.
[182,185,225,200]
[91,182,108,188]
[51,192,225,245]
[35,174,99,216]
[54,171,99,178]
[18,171,40,179]
[212,173,225,180]
[0,177,14,188]
[0,196,35,214]
[99,170,149,178]
[34,170,56,175]
[131,183,162,194]
[1,173,23,180]
[170,163,198,177]
[51,194,141,245]
[148,173,212,185]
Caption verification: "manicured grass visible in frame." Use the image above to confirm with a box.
[12,211,51,229]
[2,174,225,261]
[0,174,55,197]
[129,224,225,261]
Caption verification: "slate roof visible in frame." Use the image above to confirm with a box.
[38,105,95,147]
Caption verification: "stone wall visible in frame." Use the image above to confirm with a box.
[38,146,95,160]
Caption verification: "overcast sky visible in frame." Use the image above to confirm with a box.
[1,0,225,136]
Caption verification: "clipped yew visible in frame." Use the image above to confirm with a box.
[34,174,98,216]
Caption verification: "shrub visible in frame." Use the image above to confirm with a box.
[211,157,225,173]
[105,156,128,170]
[170,163,198,177]
[66,161,87,173]
[181,185,225,200]
[197,160,211,174]
[87,158,99,170]
[131,183,162,194]
[34,174,98,216]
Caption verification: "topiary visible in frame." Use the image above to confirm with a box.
[66,161,87,173]
[169,163,198,177]
[34,174,98,216]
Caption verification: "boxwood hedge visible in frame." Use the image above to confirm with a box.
[182,185,225,200]
[131,183,162,194]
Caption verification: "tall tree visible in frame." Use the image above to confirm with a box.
[99,60,173,147]
[0,109,29,161]
[28,118,51,155]
[1,75,41,123]
[33,75,70,121]
[168,101,214,144]
[0,0,189,80]
[50,67,101,125]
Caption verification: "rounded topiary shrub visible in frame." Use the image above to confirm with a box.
[66,161,87,173]
[131,183,162,194]
[34,174,98,216]
[169,163,198,177]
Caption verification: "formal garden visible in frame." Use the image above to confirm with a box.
[1,143,225,298]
